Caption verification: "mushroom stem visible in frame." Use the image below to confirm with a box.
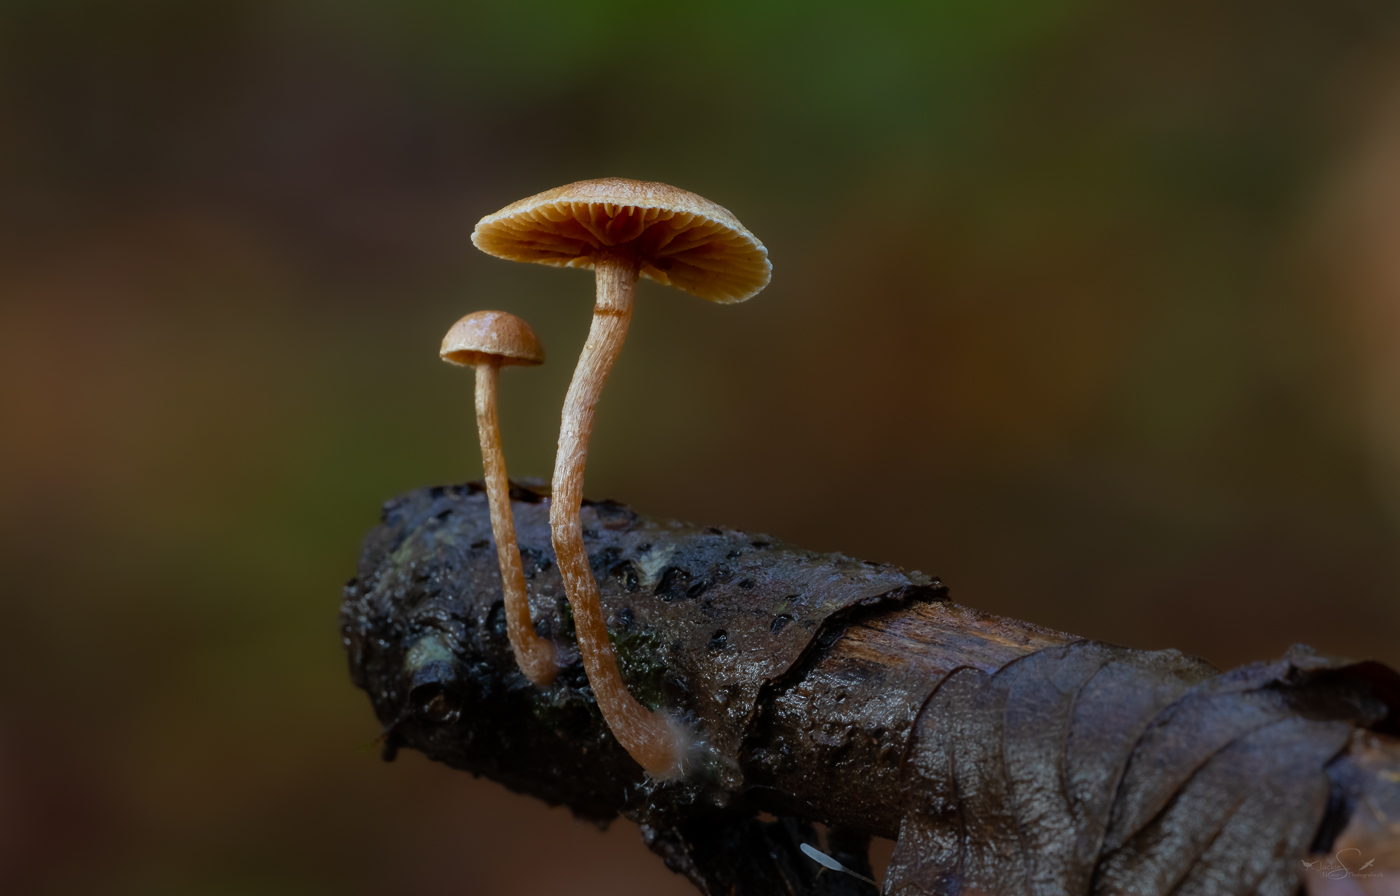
[551,247,685,778]
[476,358,558,685]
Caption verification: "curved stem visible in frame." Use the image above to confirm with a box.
[477,359,558,685]
[551,248,685,778]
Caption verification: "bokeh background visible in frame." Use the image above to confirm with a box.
[3,0,1400,893]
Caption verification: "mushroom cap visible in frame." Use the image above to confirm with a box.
[440,310,546,367]
[471,178,770,304]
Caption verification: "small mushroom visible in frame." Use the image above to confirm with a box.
[472,179,770,777]
[441,310,558,685]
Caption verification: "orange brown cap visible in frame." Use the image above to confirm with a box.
[440,310,545,367]
[471,178,771,304]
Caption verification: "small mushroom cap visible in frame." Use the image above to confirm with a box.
[471,178,770,304]
[440,310,545,367]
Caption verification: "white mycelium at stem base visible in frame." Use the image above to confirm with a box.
[471,178,771,778]
[549,246,691,778]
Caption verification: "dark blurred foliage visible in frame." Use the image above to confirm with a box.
[2,0,1399,892]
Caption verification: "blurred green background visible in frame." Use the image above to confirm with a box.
[3,0,1399,892]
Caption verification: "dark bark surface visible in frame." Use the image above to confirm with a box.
[341,484,1400,895]
[888,642,1397,895]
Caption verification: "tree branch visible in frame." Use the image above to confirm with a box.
[341,483,1400,895]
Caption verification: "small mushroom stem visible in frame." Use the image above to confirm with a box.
[551,246,686,778]
[475,358,558,685]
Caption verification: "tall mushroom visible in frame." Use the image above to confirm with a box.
[472,179,770,778]
[440,310,558,686]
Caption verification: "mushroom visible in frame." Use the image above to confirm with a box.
[472,178,770,777]
[440,310,558,686]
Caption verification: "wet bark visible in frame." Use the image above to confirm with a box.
[340,483,1400,895]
